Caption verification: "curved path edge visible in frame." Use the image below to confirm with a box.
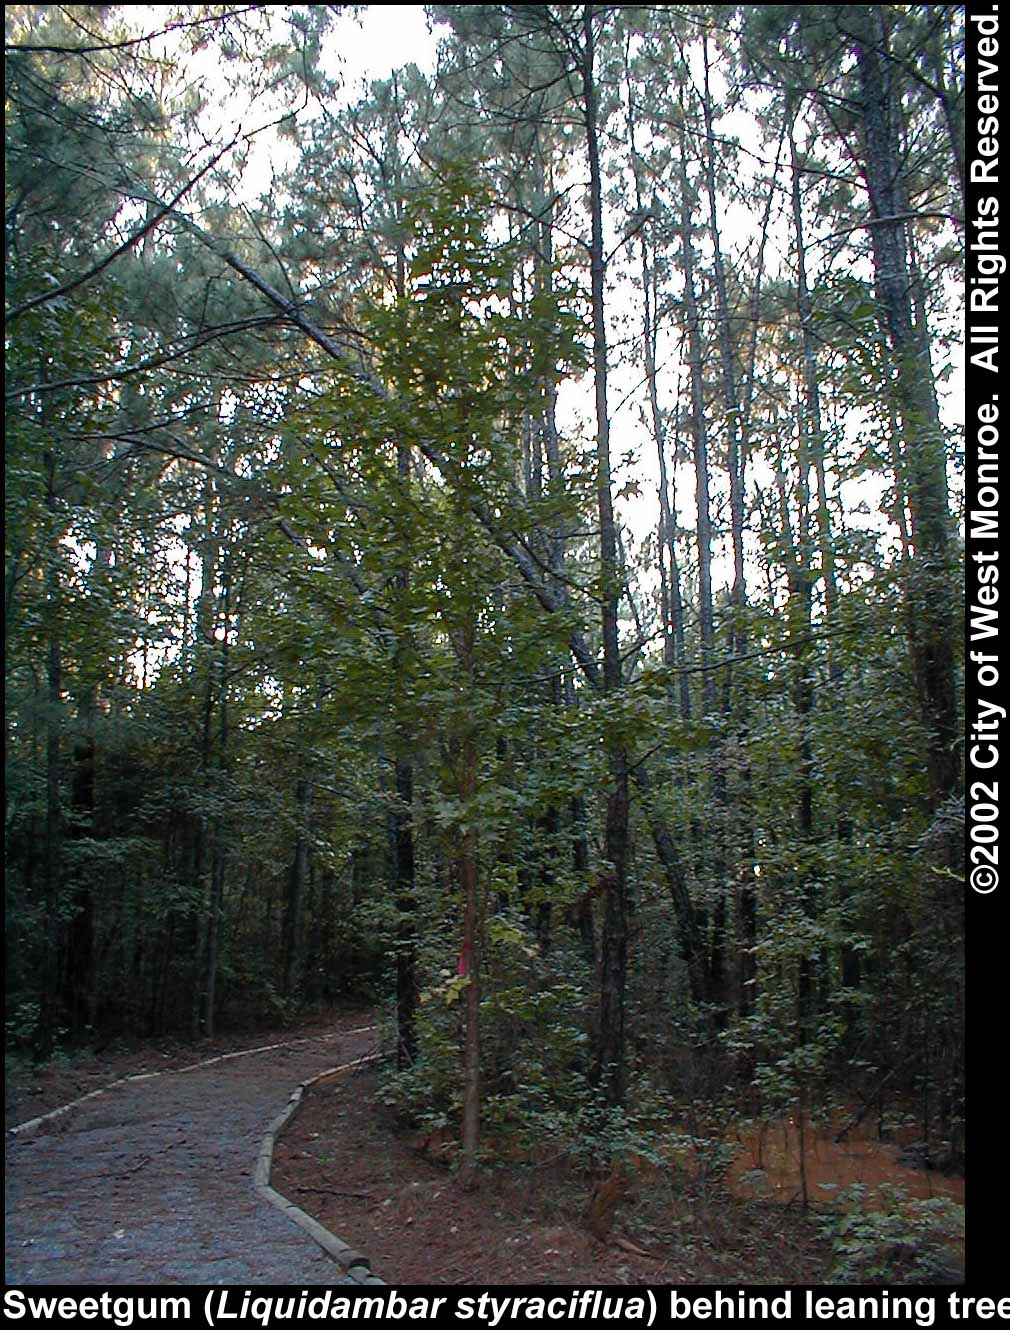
[8,1024,388,1286]
[255,1053,386,1286]
[8,1025,378,1140]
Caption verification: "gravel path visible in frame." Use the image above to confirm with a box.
[5,1023,380,1286]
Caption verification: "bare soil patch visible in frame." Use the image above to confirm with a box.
[273,1066,835,1285]
[727,1118,965,1210]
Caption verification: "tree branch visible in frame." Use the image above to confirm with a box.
[5,137,241,326]
[5,7,262,56]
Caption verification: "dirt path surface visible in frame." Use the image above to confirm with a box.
[5,1020,380,1287]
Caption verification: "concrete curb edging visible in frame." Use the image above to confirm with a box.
[254,1052,386,1285]
[8,1024,377,1139]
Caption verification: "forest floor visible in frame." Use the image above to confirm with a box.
[6,1013,965,1286]
[272,1064,823,1284]
[272,1066,964,1286]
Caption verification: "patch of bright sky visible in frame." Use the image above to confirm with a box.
[326,5,441,86]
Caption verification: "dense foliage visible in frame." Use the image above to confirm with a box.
[5,4,964,1190]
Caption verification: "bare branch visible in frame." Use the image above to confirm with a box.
[5,137,241,326]
[5,7,262,56]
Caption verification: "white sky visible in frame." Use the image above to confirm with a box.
[329,5,441,84]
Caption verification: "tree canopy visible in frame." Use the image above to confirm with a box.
[6,3,964,1235]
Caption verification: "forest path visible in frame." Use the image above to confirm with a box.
[5,1020,379,1286]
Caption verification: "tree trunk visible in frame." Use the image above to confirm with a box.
[788,112,840,632]
[392,206,419,1068]
[457,621,481,1189]
[773,416,818,1025]
[202,550,230,1039]
[701,38,746,677]
[283,774,313,1003]
[39,449,64,1058]
[852,5,960,809]
[677,121,716,716]
[624,36,690,719]
[584,4,629,1109]
[677,116,726,1013]
[63,690,97,1039]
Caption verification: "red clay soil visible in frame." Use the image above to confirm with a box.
[272,1065,836,1286]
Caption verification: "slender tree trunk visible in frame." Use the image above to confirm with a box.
[788,113,840,630]
[452,557,482,1188]
[532,151,589,959]
[64,688,97,1039]
[676,117,725,1013]
[623,37,690,718]
[392,218,419,1068]
[677,123,715,715]
[773,416,818,1026]
[393,745,417,1066]
[789,111,864,998]
[189,482,218,1036]
[647,307,690,711]
[624,88,703,997]
[584,4,629,1108]
[62,533,112,1040]
[700,44,770,1022]
[202,548,231,1038]
[852,5,960,809]
[701,38,746,676]
[632,763,705,1002]
[565,672,596,966]
[283,774,313,1003]
[39,450,64,1057]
